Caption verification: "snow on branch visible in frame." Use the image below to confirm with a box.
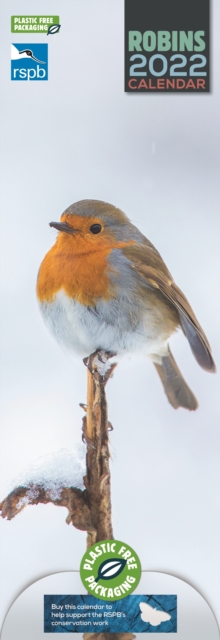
[0,447,93,531]
[12,446,86,497]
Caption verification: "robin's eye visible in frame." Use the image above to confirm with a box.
[90,224,102,234]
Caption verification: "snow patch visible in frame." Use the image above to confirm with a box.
[12,445,86,495]
[17,496,31,510]
[94,352,114,376]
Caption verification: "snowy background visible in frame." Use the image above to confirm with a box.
[0,0,219,633]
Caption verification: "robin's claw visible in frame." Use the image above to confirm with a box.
[97,349,117,363]
[83,353,96,374]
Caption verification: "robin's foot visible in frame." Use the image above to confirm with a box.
[97,349,117,362]
[83,349,117,377]
[83,352,97,373]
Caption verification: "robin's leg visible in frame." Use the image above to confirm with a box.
[83,348,116,383]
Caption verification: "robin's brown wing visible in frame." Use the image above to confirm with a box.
[123,244,216,372]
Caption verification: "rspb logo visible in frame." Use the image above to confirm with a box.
[11,43,48,80]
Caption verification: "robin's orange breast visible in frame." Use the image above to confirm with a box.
[36,229,135,307]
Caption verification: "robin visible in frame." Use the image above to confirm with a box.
[36,199,216,411]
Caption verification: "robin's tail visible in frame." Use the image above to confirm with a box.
[153,347,198,411]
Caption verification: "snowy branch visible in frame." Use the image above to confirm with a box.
[0,350,134,640]
[0,483,94,531]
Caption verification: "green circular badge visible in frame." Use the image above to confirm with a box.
[80,539,141,601]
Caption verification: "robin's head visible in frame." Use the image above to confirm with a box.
[49,199,143,249]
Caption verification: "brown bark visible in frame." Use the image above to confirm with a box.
[0,485,94,531]
[82,351,116,546]
[82,352,135,640]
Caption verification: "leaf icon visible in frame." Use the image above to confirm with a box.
[95,558,127,582]
[47,24,61,35]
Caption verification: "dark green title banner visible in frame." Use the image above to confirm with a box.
[125,0,210,93]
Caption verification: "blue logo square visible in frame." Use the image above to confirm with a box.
[11,43,48,80]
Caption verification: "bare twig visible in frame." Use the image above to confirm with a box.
[82,350,116,546]
[0,484,94,531]
[82,352,135,640]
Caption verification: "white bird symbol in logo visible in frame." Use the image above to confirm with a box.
[11,44,46,63]
[139,601,171,626]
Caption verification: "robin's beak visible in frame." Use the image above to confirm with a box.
[49,221,75,235]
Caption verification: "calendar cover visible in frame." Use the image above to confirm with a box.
[0,1,219,638]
